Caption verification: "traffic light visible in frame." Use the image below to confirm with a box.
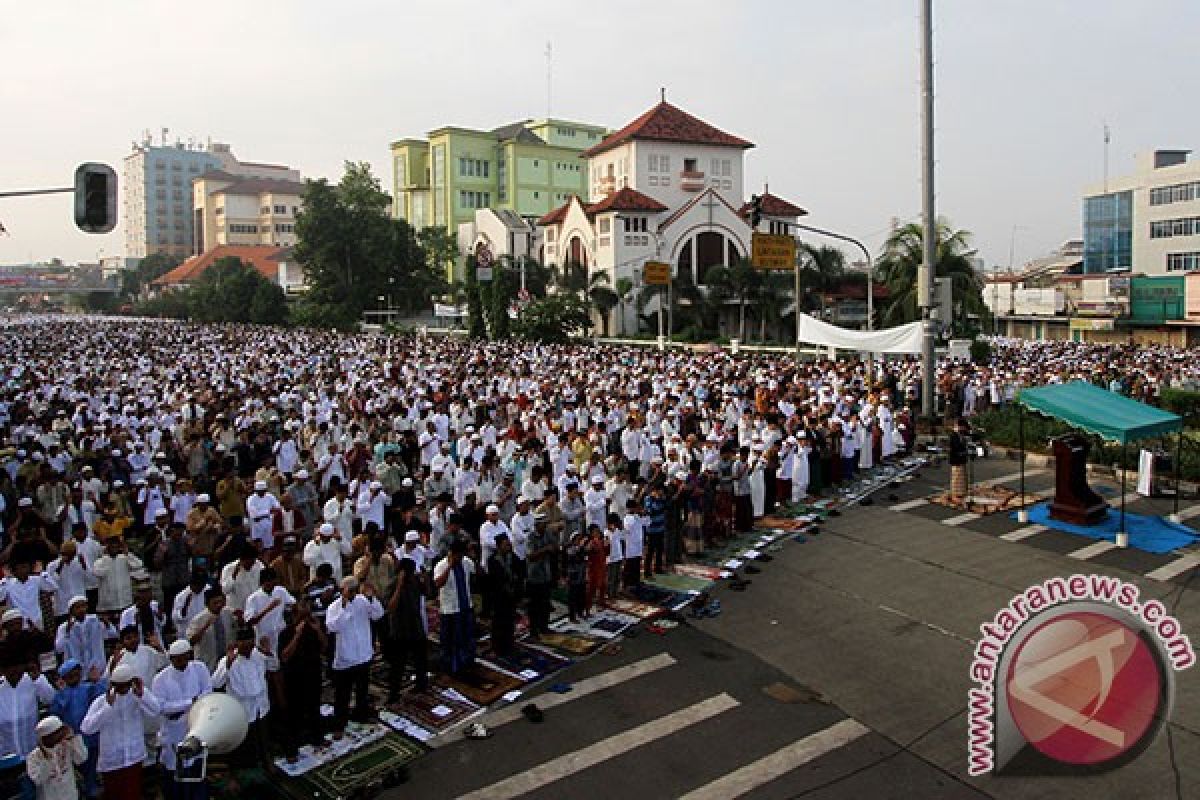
[748,194,762,228]
[74,163,117,233]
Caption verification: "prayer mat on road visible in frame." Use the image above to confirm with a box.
[671,564,725,581]
[550,609,640,639]
[491,642,573,678]
[434,661,526,707]
[531,631,602,656]
[645,572,713,593]
[387,686,481,731]
[604,596,667,620]
[272,730,426,800]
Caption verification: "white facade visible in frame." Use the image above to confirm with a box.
[457,208,540,265]
[1084,149,1200,276]
[539,101,800,334]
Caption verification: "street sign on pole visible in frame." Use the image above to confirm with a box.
[751,232,796,270]
[643,260,670,285]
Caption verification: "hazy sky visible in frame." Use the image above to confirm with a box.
[1,0,1195,270]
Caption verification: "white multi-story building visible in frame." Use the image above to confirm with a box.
[537,98,805,333]
[1083,149,1200,276]
[123,135,300,261]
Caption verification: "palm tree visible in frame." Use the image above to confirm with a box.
[755,270,794,343]
[704,259,761,342]
[875,219,984,328]
[799,243,846,295]
[587,272,620,337]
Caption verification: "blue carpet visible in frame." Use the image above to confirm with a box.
[1013,502,1199,554]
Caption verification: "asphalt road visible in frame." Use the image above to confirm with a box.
[389,454,1200,799]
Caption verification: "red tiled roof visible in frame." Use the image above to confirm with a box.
[153,245,288,286]
[585,187,667,214]
[537,199,575,226]
[580,101,754,158]
[738,192,807,218]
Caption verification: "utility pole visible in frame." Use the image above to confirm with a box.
[918,0,937,420]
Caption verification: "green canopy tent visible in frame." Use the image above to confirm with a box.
[1015,381,1184,536]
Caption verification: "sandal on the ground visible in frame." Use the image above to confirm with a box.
[465,722,492,739]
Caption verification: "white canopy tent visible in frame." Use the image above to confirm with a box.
[795,313,923,354]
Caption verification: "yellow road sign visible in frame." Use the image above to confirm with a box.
[643,260,670,285]
[752,232,796,270]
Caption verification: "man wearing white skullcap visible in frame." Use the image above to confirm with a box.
[152,638,212,779]
[81,662,161,798]
[26,714,87,800]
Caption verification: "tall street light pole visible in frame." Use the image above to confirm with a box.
[919,0,937,420]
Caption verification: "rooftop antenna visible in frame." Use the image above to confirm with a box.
[161,127,169,147]
[1103,122,1111,194]
[660,87,666,104]
[545,41,552,118]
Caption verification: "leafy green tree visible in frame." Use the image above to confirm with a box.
[587,272,620,337]
[754,270,795,343]
[418,226,461,284]
[123,252,183,296]
[293,161,431,326]
[512,292,592,343]
[186,257,288,325]
[875,219,984,327]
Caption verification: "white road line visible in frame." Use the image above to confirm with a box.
[980,468,1046,487]
[1068,540,1121,560]
[1176,504,1200,521]
[1001,524,1048,542]
[435,653,677,745]
[677,718,872,800]
[943,512,980,527]
[890,498,929,512]
[457,692,741,800]
[1146,554,1200,582]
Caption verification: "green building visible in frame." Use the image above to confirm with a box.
[389,118,608,276]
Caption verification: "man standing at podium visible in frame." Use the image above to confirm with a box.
[948,419,970,502]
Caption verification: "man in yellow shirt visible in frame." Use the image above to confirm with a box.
[92,506,131,543]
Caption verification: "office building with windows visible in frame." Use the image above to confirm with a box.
[1083,149,1200,275]
[191,171,304,254]
[123,137,300,260]
[388,118,608,276]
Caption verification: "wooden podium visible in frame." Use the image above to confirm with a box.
[1049,434,1108,525]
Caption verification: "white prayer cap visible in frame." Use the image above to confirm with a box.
[402,478,414,487]
[254,480,268,491]
[17,497,32,508]
[196,493,211,503]
[35,716,63,738]
[485,504,500,514]
[68,595,88,610]
[168,639,192,657]
[1,609,22,624]
[405,531,421,543]
[516,495,529,504]
[319,523,334,535]
[370,480,382,490]
[111,664,136,684]
[673,470,687,480]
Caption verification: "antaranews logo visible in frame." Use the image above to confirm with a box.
[967,574,1194,776]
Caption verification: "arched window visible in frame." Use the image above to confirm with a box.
[568,237,588,268]
[696,231,727,284]
[677,240,694,284]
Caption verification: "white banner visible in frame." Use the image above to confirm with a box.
[795,314,924,354]
[433,303,466,318]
